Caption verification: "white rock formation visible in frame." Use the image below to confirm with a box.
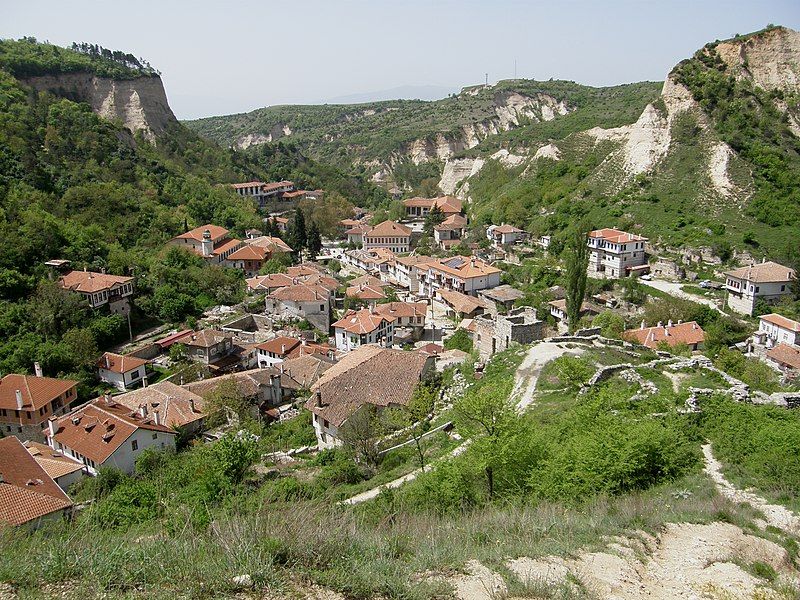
[533,143,561,161]
[438,157,485,196]
[22,73,177,143]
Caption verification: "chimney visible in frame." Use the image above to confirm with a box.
[281,344,286,354]
[179,375,184,386]
[678,319,683,325]
[138,404,148,419]
[142,375,148,388]
[189,398,196,413]
[640,320,645,330]
[667,319,673,328]
[692,322,698,330]
[656,321,663,328]
[153,410,161,426]
[34,362,42,378]
[47,418,57,439]
[105,354,111,369]
[315,390,322,407]
[15,390,23,410]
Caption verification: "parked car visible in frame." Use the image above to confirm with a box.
[699,280,711,288]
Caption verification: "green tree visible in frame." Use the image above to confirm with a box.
[564,223,590,333]
[454,380,517,499]
[444,328,473,353]
[287,207,307,257]
[214,430,260,484]
[339,404,384,472]
[424,204,446,235]
[592,310,625,339]
[385,381,437,469]
[306,221,322,258]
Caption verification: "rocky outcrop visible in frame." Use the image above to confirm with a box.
[438,157,485,196]
[234,123,292,149]
[21,72,178,143]
[715,26,800,93]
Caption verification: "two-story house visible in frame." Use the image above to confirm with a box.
[177,329,234,365]
[434,214,468,251]
[97,352,149,391]
[169,224,243,265]
[333,308,394,352]
[587,228,649,278]
[756,313,800,348]
[0,371,78,442]
[265,282,332,331]
[724,261,796,316]
[231,180,294,209]
[419,256,502,297]
[363,221,412,254]
[47,395,176,475]
[59,270,134,315]
[487,224,526,247]
[403,196,463,219]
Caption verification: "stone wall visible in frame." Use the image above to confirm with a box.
[475,306,544,361]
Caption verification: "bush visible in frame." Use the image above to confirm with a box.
[444,328,473,353]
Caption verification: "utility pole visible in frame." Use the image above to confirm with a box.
[485,72,488,87]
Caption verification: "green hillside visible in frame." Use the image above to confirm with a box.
[0,38,378,389]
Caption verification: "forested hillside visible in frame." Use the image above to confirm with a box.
[0,38,378,390]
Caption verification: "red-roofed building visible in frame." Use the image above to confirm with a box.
[265,282,333,331]
[59,270,134,313]
[587,228,649,279]
[333,308,394,352]
[403,196,463,218]
[623,320,705,350]
[256,336,303,367]
[0,437,73,528]
[48,395,177,475]
[487,223,527,247]
[97,352,150,391]
[363,221,412,253]
[169,224,243,265]
[419,256,502,297]
[757,313,800,348]
[0,372,78,443]
[725,262,796,316]
[767,343,800,374]
[231,180,294,209]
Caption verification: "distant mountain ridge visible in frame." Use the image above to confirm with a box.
[325,84,459,104]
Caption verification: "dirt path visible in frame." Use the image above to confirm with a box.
[640,279,724,313]
[340,441,470,505]
[703,443,800,535]
[512,341,583,412]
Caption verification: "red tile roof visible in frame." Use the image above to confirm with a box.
[227,244,268,261]
[246,273,295,291]
[24,440,84,480]
[0,374,77,412]
[110,381,206,429]
[60,270,133,294]
[760,313,800,332]
[0,437,73,526]
[767,343,800,370]
[181,329,230,349]
[306,346,431,427]
[257,336,302,357]
[247,236,293,253]
[268,282,330,302]
[373,302,427,320]
[156,329,193,349]
[365,220,412,238]
[174,224,229,242]
[333,308,393,334]
[428,256,501,280]
[438,289,492,315]
[51,397,176,465]
[588,228,647,243]
[346,284,386,300]
[97,352,149,375]
[623,321,706,349]
[211,238,243,256]
[725,262,796,284]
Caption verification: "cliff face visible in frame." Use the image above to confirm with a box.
[715,26,800,93]
[21,73,178,143]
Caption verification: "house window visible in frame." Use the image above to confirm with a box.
[781,285,786,291]
[131,440,138,451]
[152,432,157,440]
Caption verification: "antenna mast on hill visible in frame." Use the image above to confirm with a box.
[485,72,488,86]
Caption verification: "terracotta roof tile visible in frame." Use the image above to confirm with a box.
[60,270,133,294]
[24,441,84,480]
[365,220,412,238]
[725,261,796,284]
[767,343,800,370]
[623,321,706,349]
[588,228,648,243]
[373,302,427,320]
[97,353,149,374]
[306,346,431,427]
[332,309,393,334]
[257,336,302,357]
[0,374,77,412]
[438,289,492,315]
[174,224,229,242]
[760,313,800,332]
[0,438,72,526]
[110,381,206,429]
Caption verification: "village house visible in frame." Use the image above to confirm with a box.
[438,289,492,320]
[266,215,289,233]
[248,273,294,295]
[623,320,706,351]
[24,440,85,492]
[110,381,208,435]
[434,214,468,250]
[587,228,649,279]
[474,307,544,361]
[373,301,428,332]
[346,282,387,305]
[756,313,800,348]
[403,196,463,219]
[169,224,243,265]
[177,329,234,365]
[419,256,502,297]
[548,299,603,328]
[231,180,294,209]
[363,220,412,254]
[487,224,527,247]
[345,223,371,245]
[256,336,303,367]
[766,344,800,376]
[265,282,332,331]
[392,255,434,292]
[333,308,394,352]
[0,437,73,528]
[279,354,335,389]
[226,236,293,277]
[0,370,78,442]
[305,346,434,449]
[59,269,134,314]
[97,352,149,392]
[724,261,796,316]
[48,395,177,475]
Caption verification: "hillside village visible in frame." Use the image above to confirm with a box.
[1,25,800,600]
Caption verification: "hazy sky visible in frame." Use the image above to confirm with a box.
[3,0,799,119]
